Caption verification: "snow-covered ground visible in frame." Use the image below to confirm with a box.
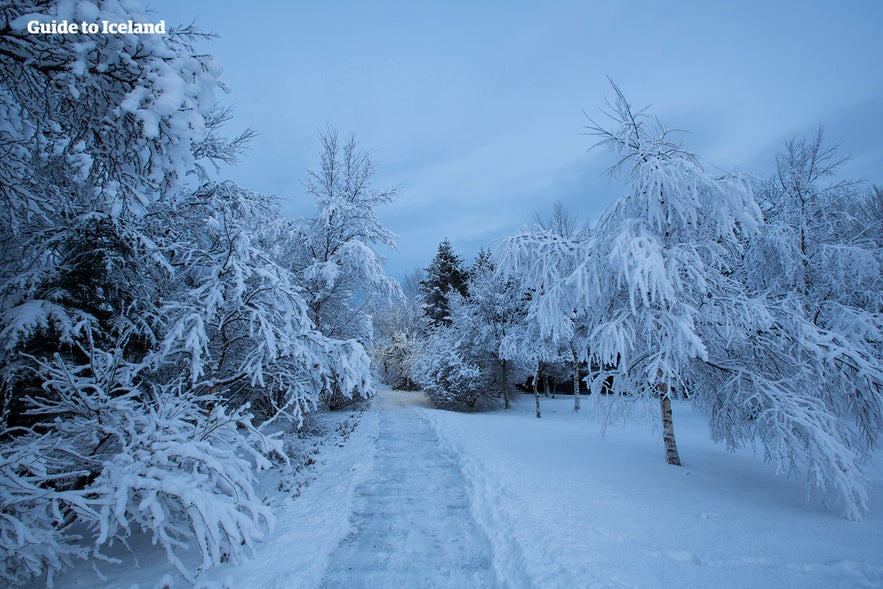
[420,392,883,589]
[45,388,883,588]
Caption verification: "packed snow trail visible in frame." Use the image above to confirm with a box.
[319,390,497,588]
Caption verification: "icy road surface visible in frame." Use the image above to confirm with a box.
[319,390,497,588]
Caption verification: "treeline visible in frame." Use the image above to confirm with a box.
[0,1,397,585]
[373,83,882,521]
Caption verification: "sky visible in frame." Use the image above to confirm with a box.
[146,0,882,280]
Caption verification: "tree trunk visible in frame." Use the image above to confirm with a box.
[533,371,541,419]
[501,359,511,409]
[659,392,681,466]
[572,365,580,413]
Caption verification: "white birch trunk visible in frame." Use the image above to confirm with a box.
[658,380,681,466]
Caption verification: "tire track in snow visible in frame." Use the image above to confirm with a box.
[319,390,497,588]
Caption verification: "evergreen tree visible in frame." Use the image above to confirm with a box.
[468,249,528,409]
[420,238,469,326]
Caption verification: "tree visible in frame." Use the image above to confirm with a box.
[0,0,239,425]
[0,1,294,581]
[284,128,401,409]
[372,269,424,390]
[409,291,501,411]
[0,2,382,584]
[534,198,582,239]
[575,83,880,519]
[580,81,762,465]
[499,204,590,414]
[686,131,883,519]
[468,249,529,409]
[154,182,373,426]
[290,127,401,343]
[420,238,469,326]
[409,320,484,410]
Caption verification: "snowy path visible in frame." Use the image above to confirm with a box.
[319,390,497,588]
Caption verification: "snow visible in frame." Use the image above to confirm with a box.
[198,408,380,589]
[43,389,883,588]
[319,391,496,588]
[41,406,379,589]
[420,394,883,589]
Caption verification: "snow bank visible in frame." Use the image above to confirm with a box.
[420,395,883,589]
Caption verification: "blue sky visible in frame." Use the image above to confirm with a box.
[147,0,882,279]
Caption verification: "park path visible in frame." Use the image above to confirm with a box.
[319,390,497,588]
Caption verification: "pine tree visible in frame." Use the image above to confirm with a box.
[468,249,528,409]
[420,238,469,326]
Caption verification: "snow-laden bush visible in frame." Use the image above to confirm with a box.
[410,331,485,410]
[0,348,281,585]
[373,329,421,390]
[410,291,507,412]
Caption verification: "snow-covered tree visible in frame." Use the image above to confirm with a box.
[409,321,484,410]
[686,131,883,519]
[372,269,423,390]
[510,82,881,519]
[153,182,372,426]
[410,249,527,411]
[409,292,501,411]
[0,0,249,427]
[577,82,761,465]
[283,128,400,409]
[420,238,469,326]
[468,249,529,409]
[499,209,591,413]
[290,127,401,343]
[0,2,298,582]
[0,2,384,585]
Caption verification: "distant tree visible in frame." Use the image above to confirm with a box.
[500,203,589,414]
[409,321,484,410]
[372,269,424,390]
[534,198,582,239]
[409,291,501,411]
[468,249,529,409]
[420,238,469,326]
